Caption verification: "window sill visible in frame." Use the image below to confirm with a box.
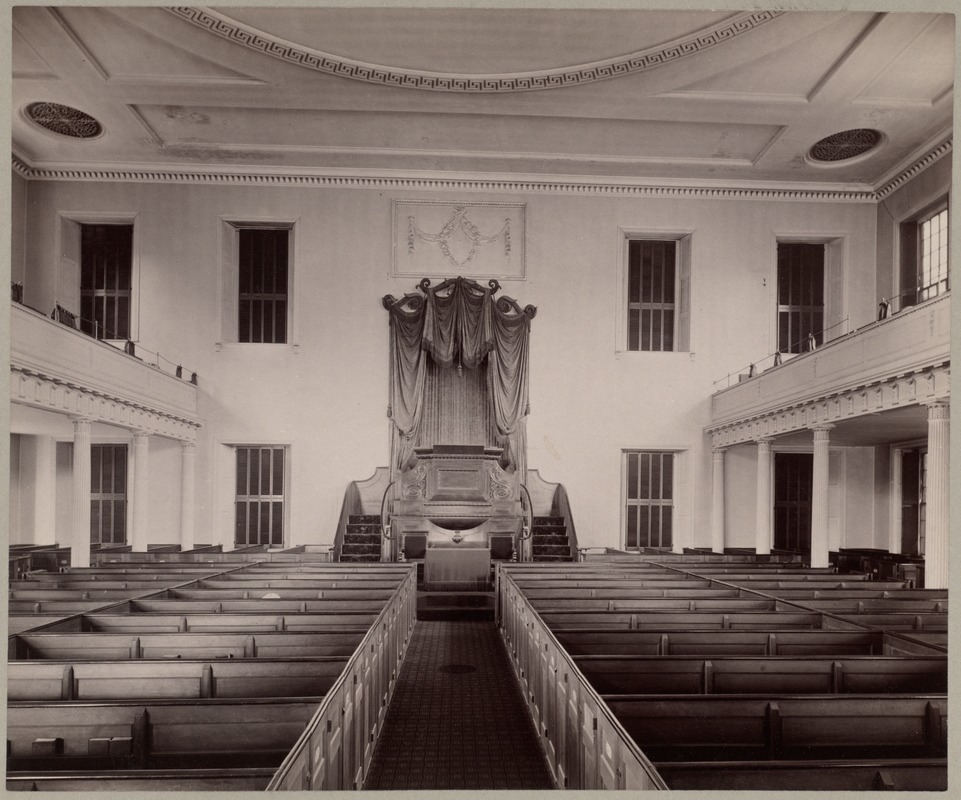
[215,342,300,353]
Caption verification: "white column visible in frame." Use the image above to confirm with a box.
[130,431,150,552]
[28,436,58,545]
[810,424,834,569]
[711,447,727,554]
[888,448,903,555]
[180,442,197,552]
[755,439,773,556]
[925,401,950,589]
[70,418,92,568]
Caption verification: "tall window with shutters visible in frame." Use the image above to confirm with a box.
[777,242,824,353]
[235,446,285,546]
[80,224,133,340]
[238,228,289,344]
[90,444,127,545]
[626,239,676,351]
[624,451,674,549]
[900,201,949,309]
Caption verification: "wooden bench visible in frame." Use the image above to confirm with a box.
[125,598,389,614]
[79,611,380,633]
[535,611,825,630]
[166,587,398,600]
[655,758,947,791]
[603,694,947,762]
[6,697,318,770]
[788,598,948,613]
[8,657,350,700]
[519,587,744,599]
[197,578,404,590]
[575,655,947,695]
[12,630,368,660]
[5,767,277,792]
[528,597,777,612]
[8,601,117,614]
[841,613,948,631]
[554,629,887,656]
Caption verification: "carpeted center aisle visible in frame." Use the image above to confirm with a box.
[363,620,554,790]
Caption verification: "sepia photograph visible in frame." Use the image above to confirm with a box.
[4,0,956,793]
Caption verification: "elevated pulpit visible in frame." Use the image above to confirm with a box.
[382,277,536,580]
[393,446,522,586]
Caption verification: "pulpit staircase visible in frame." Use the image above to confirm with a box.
[339,515,382,563]
[531,516,574,562]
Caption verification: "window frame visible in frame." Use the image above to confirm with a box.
[90,443,128,546]
[233,444,289,548]
[220,219,297,348]
[617,229,692,354]
[776,241,825,354]
[898,196,950,310]
[57,212,140,342]
[621,449,676,551]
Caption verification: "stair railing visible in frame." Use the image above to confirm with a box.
[380,481,396,562]
[517,483,534,562]
[551,482,580,561]
[332,481,362,563]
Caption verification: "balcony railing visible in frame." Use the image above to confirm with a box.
[11,301,199,421]
[711,293,951,427]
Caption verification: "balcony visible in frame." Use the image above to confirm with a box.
[711,293,951,428]
[10,302,199,430]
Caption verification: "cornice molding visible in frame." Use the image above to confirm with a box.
[167,7,783,93]
[12,136,950,203]
[874,137,952,199]
[11,365,201,442]
[7,160,879,202]
[707,362,950,448]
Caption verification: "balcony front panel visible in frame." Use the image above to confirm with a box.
[712,294,950,427]
[11,303,198,422]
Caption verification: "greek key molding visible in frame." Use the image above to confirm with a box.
[708,363,950,448]
[168,7,783,93]
[11,366,201,442]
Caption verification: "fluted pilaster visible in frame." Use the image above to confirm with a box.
[70,418,93,568]
[925,402,950,589]
[810,424,834,569]
[755,439,774,556]
[711,448,727,554]
[180,442,197,552]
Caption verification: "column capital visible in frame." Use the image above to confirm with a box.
[811,424,834,441]
[810,423,835,432]
[712,446,728,457]
[132,429,152,440]
[926,400,950,420]
[180,441,197,451]
[70,416,94,427]
[755,437,774,451]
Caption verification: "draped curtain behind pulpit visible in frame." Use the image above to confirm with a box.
[385,278,534,479]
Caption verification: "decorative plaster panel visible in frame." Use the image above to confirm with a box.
[393,201,525,279]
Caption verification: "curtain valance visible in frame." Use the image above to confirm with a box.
[382,277,536,475]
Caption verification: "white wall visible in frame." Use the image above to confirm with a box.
[9,434,22,544]
[21,179,881,549]
[11,170,27,288]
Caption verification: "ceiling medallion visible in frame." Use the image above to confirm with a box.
[808,129,883,164]
[169,7,784,93]
[25,102,103,139]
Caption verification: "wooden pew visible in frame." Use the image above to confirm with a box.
[124,598,389,613]
[7,697,318,770]
[6,767,277,792]
[8,658,351,701]
[554,629,887,656]
[528,597,777,612]
[519,587,744,599]
[12,630,368,660]
[535,610,824,630]
[79,611,380,633]
[574,654,947,695]
[167,587,398,600]
[603,694,947,762]
[655,759,947,791]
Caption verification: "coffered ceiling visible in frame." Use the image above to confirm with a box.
[10,6,955,191]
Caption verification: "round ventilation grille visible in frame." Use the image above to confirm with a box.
[808,129,882,163]
[25,102,103,139]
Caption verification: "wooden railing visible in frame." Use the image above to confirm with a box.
[496,566,668,790]
[266,565,417,790]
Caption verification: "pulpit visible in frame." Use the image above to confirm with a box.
[381,277,537,578]
[392,446,522,584]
